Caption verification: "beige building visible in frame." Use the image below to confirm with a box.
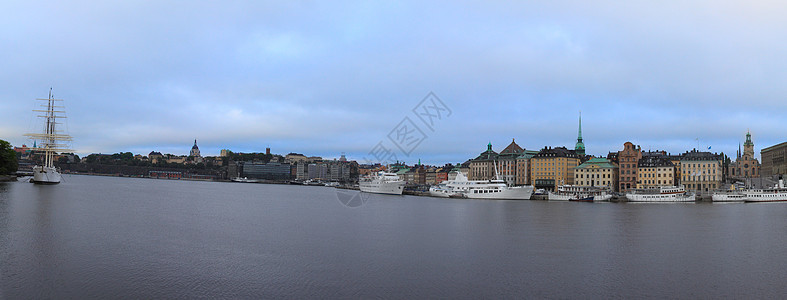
[680,150,722,192]
[574,158,619,190]
[469,142,498,180]
[515,151,538,186]
[496,139,524,185]
[761,141,787,177]
[636,152,676,189]
[530,146,581,191]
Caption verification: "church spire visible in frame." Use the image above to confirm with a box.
[575,111,585,156]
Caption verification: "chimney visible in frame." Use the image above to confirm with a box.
[266,148,271,155]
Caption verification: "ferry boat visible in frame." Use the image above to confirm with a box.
[711,184,747,202]
[429,172,534,200]
[625,186,695,202]
[548,185,613,202]
[359,171,405,195]
[24,89,73,184]
[231,177,260,183]
[743,178,787,203]
[711,192,746,202]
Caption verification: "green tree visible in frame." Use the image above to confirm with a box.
[0,140,18,175]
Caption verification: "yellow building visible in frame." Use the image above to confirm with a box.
[530,146,581,191]
[574,158,619,190]
[680,149,722,192]
[636,152,676,189]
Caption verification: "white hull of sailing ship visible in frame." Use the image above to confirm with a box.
[25,89,73,185]
[626,186,694,202]
[359,171,405,195]
[32,165,62,184]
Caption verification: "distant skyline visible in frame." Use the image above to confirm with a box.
[2,1,785,165]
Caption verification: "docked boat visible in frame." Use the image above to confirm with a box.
[430,172,533,200]
[428,183,455,198]
[231,177,259,183]
[743,178,787,203]
[24,89,73,184]
[359,171,405,195]
[625,186,695,202]
[548,185,612,202]
[711,192,746,202]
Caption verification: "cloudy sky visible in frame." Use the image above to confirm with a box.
[2,1,785,164]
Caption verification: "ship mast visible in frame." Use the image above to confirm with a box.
[25,88,73,168]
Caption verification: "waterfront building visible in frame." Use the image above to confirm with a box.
[148,151,164,164]
[679,149,722,192]
[285,153,310,164]
[165,154,187,164]
[469,142,498,180]
[497,139,524,185]
[459,161,471,178]
[515,150,538,186]
[242,162,291,180]
[761,141,787,177]
[617,142,642,192]
[728,131,760,178]
[575,112,586,156]
[530,146,580,191]
[574,157,619,190]
[636,152,676,189]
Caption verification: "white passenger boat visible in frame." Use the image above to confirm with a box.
[231,177,260,183]
[428,183,454,198]
[743,178,787,203]
[24,89,73,184]
[430,172,533,200]
[625,186,695,202]
[711,192,746,202]
[548,185,612,202]
[359,171,405,195]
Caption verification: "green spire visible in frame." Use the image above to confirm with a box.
[745,130,753,146]
[487,142,492,151]
[575,111,585,155]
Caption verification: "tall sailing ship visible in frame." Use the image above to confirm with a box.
[24,89,73,184]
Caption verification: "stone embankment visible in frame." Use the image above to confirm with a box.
[0,175,17,182]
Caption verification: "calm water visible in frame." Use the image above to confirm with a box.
[2,175,787,298]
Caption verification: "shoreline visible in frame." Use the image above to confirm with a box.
[0,175,17,182]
